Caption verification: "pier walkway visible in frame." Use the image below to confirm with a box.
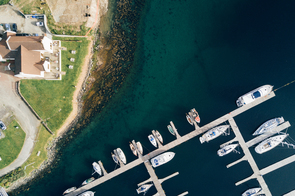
[67,92,276,196]
[220,121,291,148]
[227,118,272,196]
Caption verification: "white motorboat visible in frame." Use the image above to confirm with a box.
[129,143,137,156]
[92,162,102,176]
[136,184,153,194]
[167,125,175,136]
[236,85,273,107]
[155,130,163,144]
[148,134,157,148]
[242,187,262,196]
[150,152,175,168]
[111,152,119,164]
[255,134,288,154]
[253,117,284,135]
[199,125,230,144]
[82,177,95,185]
[136,141,143,155]
[116,148,127,164]
[63,187,77,195]
[217,144,239,156]
[186,113,194,125]
[78,191,95,196]
[190,108,200,123]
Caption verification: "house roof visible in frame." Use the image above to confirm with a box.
[8,36,44,50]
[0,32,44,59]
[0,39,17,58]
[15,45,45,75]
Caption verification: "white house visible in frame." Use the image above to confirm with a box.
[0,31,53,78]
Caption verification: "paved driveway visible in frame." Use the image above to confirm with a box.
[0,65,40,176]
[0,5,45,35]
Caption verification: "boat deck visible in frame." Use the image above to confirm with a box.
[66,92,280,196]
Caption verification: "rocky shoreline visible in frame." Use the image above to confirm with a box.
[7,0,146,194]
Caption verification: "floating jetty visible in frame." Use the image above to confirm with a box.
[66,91,286,196]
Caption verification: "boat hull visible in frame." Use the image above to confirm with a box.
[150,152,175,168]
[136,142,143,155]
[92,162,102,175]
[155,130,163,144]
[82,177,95,185]
[167,125,175,135]
[111,153,118,164]
[130,143,137,156]
[242,187,261,196]
[236,85,273,107]
[63,187,77,195]
[253,117,284,135]
[136,184,153,194]
[148,134,157,148]
[186,114,194,125]
[199,125,230,144]
[255,134,288,154]
[116,148,127,164]
[78,191,95,196]
[217,144,238,156]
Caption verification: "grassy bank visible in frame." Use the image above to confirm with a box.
[21,126,52,175]
[0,0,9,5]
[0,120,26,169]
[20,37,89,132]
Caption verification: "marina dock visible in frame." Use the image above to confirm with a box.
[67,92,283,196]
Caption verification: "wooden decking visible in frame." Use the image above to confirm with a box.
[66,92,278,196]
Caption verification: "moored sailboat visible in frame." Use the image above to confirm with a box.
[136,141,143,155]
[241,187,262,196]
[63,187,77,195]
[199,125,230,144]
[136,184,153,194]
[148,134,157,148]
[111,152,119,164]
[78,191,95,196]
[253,117,284,135]
[255,134,288,154]
[190,108,200,123]
[155,130,163,144]
[129,142,137,156]
[92,162,102,176]
[82,177,95,186]
[167,125,175,136]
[186,113,194,125]
[217,144,239,157]
[116,148,127,164]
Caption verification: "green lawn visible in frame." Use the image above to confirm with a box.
[20,37,89,132]
[22,126,52,175]
[0,120,26,169]
[0,0,9,5]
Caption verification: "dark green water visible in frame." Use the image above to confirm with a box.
[15,0,295,195]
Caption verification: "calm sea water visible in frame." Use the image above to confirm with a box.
[15,0,295,196]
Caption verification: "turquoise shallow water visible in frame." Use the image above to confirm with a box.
[14,0,295,195]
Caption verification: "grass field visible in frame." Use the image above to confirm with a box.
[0,0,9,5]
[0,120,26,169]
[21,126,52,175]
[20,37,89,132]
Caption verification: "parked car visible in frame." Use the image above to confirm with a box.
[4,23,11,31]
[32,33,38,36]
[36,22,44,26]
[12,23,17,32]
[16,33,30,36]
[0,121,6,130]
